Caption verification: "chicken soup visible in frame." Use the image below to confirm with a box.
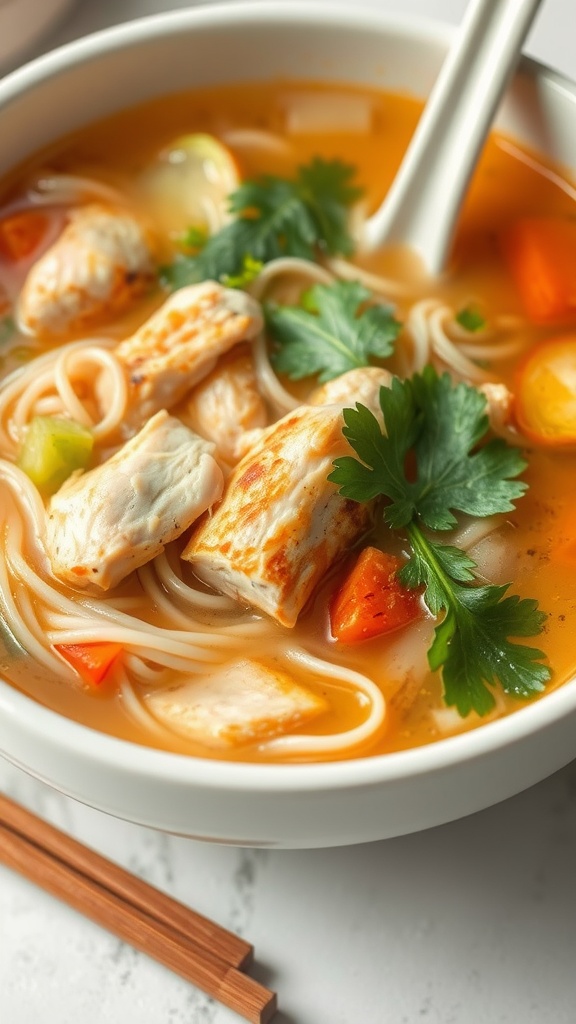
[0,80,575,762]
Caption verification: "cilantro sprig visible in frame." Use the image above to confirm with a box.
[160,158,362,290]
[266,280,401,383]
[329,366,550,716]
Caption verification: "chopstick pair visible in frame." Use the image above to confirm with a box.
[0,793,277,1024]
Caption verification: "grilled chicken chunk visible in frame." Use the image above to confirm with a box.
[146,658,327,748]
[309,365,392,417]
[183,390,380,627]
[46,410,223,591]
[115,281,263,427]
[18,204,156,337]
[183,344,268,464]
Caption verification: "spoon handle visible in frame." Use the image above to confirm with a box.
[363,0,542,273]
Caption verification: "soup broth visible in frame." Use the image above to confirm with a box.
[1,80,575,762]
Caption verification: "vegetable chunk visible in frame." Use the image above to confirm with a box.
[46,409,223,590]
[56,641,122,687]
[330,547,422,643]
[515,335,576,445]
[138,133,240,236]
[17,415,93,495]
[146,658,327,748]
[501,216,576,324]
[0,210,49,262]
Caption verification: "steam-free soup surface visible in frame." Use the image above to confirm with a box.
[1,80,575,762]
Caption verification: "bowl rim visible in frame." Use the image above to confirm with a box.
[1,0,576,798]
[0,0,570,107]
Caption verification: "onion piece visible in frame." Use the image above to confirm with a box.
[137,133,240,237]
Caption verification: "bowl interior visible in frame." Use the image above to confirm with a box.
[1,2,576,847]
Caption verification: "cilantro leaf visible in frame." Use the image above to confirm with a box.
[408,369,528,529]
[329,367,550,717]
[266,281,401,383]
[160,158,362,290]
[332,369,528,529]
[296,158,362,255]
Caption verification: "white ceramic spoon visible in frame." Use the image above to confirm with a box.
[363,0,543,274]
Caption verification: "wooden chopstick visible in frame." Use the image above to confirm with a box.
[0,800,277,1024]
[0,792,252,968]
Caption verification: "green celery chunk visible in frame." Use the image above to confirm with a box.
[17,416,94,495]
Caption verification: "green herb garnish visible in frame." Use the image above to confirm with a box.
[221,254,264,289]
[160,158,362,290]
[179,226,209,252]
[329,366,550,716]
[266,280,401,383]
[455,305,486,332]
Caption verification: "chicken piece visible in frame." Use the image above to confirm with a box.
[115,281,263,427]
[18,204,156,337]
[46,409,223,591]
[145,658,327,748]
[182,399,376,628]
[228,367,393,473]
[183,344,268,464]
[309,366,392,418]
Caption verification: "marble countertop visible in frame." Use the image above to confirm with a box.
[1,2,576,1022]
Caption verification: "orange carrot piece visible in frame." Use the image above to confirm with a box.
[330,546,422,643]
[501,216,576,325]
[55,642,123,687]
[514,334,576,445]
[0,210,49,262]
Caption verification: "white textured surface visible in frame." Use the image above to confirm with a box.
[2,2,576,1022]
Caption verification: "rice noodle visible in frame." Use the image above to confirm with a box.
[324,255,415,300]
[25,172,127,209]
[0,338,120,453]
[258,646,386,755]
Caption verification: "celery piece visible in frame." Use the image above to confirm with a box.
[17,416,93,495]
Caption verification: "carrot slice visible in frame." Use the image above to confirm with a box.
[330,546,422,643]
[55,642,123,687]
[0,210,49,262]
[515,334,576,445]
[501,216,576,325]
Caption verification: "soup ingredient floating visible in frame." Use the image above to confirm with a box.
[138,132,240,237]
[161,157,361,290]
[501,216,576,325]
[329,547,422,643]
[46,410,223,590]
[17,204,157,337]
[17,415,93,495]
[183,368,382,627]
[514,335,576,445]
[266,280,401,383]
[329,367,550,715]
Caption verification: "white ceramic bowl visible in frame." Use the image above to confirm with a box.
[1,2,576,848]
